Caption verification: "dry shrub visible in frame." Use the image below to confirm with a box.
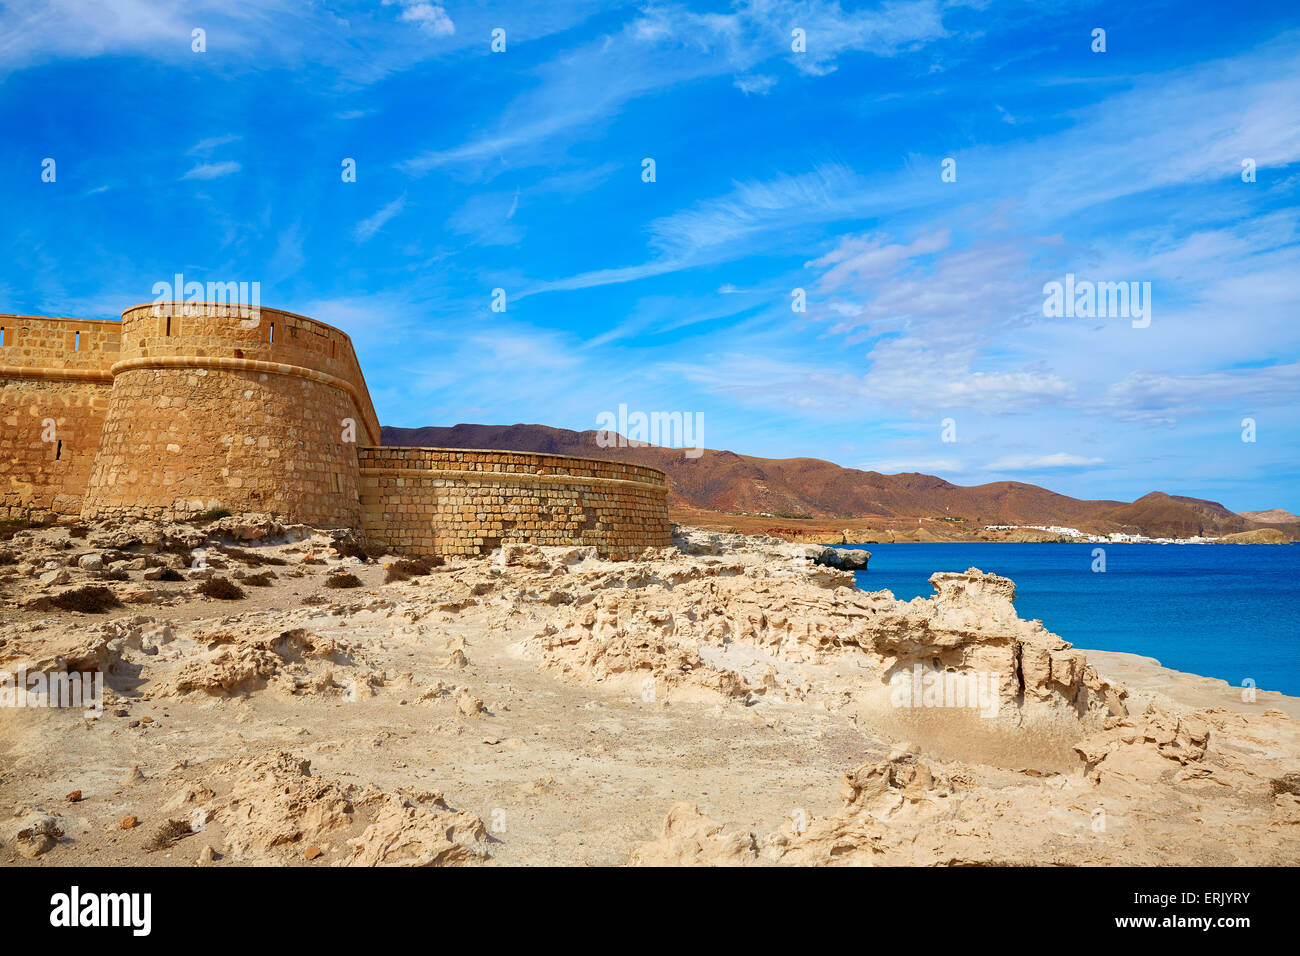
[330,538,388,562]
[51,585,123,613]
[383,557,442,583]
[222,547,287,567]
[0,520,34,542]
[199,577,245,600]
[146,819,193,851]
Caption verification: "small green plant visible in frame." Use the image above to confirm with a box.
[51,585,123,613]
[324,572,363,589]
[198,577,245,600]
[195,508,233,523]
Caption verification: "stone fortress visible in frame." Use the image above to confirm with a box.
[0,303,672,559]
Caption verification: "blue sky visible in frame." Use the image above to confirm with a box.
[2,0,1297,512]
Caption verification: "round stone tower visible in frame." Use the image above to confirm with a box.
[80,303,381,527]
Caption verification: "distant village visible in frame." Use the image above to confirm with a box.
[981,525,1219,544]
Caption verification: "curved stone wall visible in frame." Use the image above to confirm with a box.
[0,304,675,551]
[79,304,380,526]
[358,447,672,559]
[0,315,120,518]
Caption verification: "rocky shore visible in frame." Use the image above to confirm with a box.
[0,518,1295,866]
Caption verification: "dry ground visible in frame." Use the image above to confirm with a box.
[1,519,1296,866]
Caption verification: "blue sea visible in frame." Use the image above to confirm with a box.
[845,543,1300,697]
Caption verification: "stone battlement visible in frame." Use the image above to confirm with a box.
[358,447,672,559]
[1,305,671,559]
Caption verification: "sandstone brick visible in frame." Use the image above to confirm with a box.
[1,305,672,559]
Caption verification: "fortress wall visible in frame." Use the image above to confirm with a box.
[79,304,378,526]
[358,447,673,560]
[112,303,380,443]
[0,316,119,518]
[1,306,678,547]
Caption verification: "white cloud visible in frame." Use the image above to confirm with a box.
[526,36,1300,302]
[664,343,1073,420]
[0,0,596,83]
[809,230,950,292]
[470,330,578,371]
[188,134,240,154]
[446,191,524,246]
[649,163,879,259]
[1097,363,1300,424]
[386,1,454,37]
[859,458,964,475]
[181,161,241,180]
[734,73,776,95]
[353,194,407,242]
[401,0,952,175]
[985,453,1104,470]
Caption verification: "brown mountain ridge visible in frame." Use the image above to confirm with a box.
[380,423,1296,542]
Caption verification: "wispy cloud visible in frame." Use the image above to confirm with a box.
[985,453,1105,470]
[353,194,407,242]
[859,457,964,475]
[384,0,455,37]
[734,73,777,95]
[401,0,953,175]
[0,0,602,83]
[189,134,241,154]
[1097,363,1300,425]
[4,2,1298,511]
[446,190,524,246]
[181,161,241,180]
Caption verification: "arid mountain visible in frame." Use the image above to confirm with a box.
[380,424,1293,540]
[1097,492,1245,538]
[1241,508,1300,524]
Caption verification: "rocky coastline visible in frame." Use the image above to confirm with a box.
[0,518,1294,866]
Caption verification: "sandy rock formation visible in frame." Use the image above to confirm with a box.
[11,810,64,859]
[629,803,761,866]
[2,518,1296,868]
[160,751,489,866]
[344,796,489,867]
[492,543,1120,734]
[671,523,869,569]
